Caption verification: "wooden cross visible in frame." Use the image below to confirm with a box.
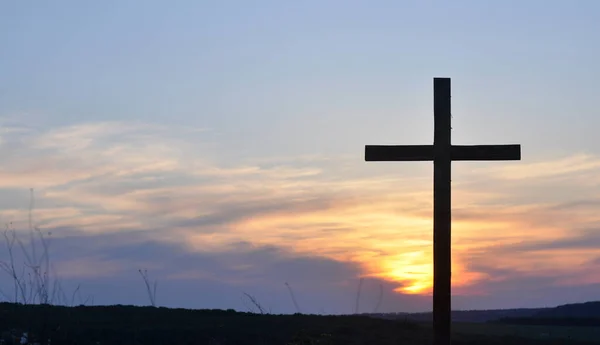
[364,77,521,345]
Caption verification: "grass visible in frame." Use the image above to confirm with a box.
[1,303,599,345]
[453,321,600,342]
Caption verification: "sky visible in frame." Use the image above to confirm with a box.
[1,0,600,314]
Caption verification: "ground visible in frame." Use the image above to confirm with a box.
[453,321,600,343]
[0,303,598,344]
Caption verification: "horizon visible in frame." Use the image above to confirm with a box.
[2,1,600,315]
[2,297,598,315]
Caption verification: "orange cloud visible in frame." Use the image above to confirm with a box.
[1,121,600,297]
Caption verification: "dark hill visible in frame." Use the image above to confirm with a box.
[534,301,600,318]
[368,308,544,323]
[491,301,600,327]
[369,301,600,323]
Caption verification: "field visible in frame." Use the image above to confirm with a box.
[453,322,600,343]
[1,303,599,345]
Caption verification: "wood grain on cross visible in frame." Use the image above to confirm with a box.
[364,78,521,345]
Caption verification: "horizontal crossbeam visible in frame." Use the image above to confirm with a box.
[365,144,521,162]
[451,144,521,161]
[365,145,433,161]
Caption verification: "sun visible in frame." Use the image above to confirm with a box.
[374,252,434,294]
[369,253,487,295]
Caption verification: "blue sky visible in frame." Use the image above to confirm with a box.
[1,1,600,314]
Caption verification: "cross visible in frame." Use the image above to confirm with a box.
[364,78,521,345]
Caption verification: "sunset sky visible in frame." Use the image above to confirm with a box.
[1,1,600,314]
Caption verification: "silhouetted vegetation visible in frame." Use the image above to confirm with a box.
[0,302,599,345]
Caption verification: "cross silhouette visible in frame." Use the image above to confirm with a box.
[365,77,521,345]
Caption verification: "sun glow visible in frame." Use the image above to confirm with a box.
[367,251,434,294]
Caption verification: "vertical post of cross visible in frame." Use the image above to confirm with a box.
[433,77,452,345]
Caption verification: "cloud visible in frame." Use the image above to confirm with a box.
[0,229,431,313]
[475,153,600,181]
[0,120,600,312]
